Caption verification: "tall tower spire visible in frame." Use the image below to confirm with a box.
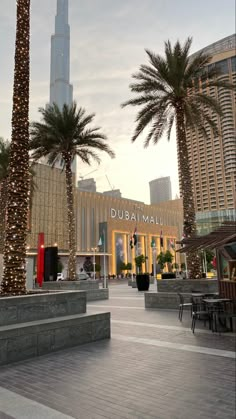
[50,0,73,109]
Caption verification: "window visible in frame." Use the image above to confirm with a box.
[231,57,236,73]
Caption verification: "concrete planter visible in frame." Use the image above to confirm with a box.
[145,279,218,310]
[42,280,109,301]
[0,291,110,366]
[157,279,218,294]
[136,274,150,291]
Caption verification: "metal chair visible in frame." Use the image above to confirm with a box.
[178,293,192,321]
[213,300,236,332]
[191,294,214,333]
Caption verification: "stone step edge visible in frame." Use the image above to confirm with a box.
[0,312,110,334]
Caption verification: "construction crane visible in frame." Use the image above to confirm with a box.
[79,169,98,180]
[105,175,115,190]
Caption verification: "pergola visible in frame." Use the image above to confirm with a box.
[177,221,236,253]
[176,221,236,298]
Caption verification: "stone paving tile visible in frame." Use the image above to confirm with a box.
[0,283,235,419]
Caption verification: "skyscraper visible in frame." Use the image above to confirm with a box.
[50,0,73,109]
[149,176,172,204]
[48,0,76,173]
[185,34,236,234]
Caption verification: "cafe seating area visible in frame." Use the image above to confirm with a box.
[178,291,236,334]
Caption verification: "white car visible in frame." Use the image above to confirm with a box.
[57,272,65,281]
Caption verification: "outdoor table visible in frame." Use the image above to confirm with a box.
[202,298,231,304]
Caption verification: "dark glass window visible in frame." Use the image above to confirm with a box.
[215,59,228,74]
[231,57,236,72]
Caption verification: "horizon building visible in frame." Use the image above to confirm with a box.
[50,0,73,109]
[184,34,236,234]
[149,176,172,205]
[47,0,76,173]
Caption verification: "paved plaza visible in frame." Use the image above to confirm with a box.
[0,282,235,419]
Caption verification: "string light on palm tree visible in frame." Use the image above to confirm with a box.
[1,0,31,296]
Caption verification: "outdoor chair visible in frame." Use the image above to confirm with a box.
[191,306,212,334]
[178,293,192,321]
[213,300,236,332]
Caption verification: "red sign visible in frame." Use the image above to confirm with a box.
[37,232,45,287]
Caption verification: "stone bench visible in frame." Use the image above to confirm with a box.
[0,291,86,326]
[0,312,110,366]
[42,280,109,301]
[145,292,192,310]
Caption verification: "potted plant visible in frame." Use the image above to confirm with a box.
[135,254,149,291]
[157,251,176,279]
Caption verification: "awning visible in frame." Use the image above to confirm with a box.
[176,221,236,253]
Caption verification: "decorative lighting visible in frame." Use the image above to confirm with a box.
[1,0,31,296]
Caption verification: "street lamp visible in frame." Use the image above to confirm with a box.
[151,239,157,291]
[91,247,98,280]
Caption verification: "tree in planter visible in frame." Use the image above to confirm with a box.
[181,262,186,271]
[119,261,127,276]
[122,38,233,279]
[135,254,147,274]
[165,250,174,272]
[173,263,179,271]
[83,257,93,275]
[157,252,166,271]
[120,262,133,277]
[126,262,132,277]
[95,263,101,277]
[205,249,214,271]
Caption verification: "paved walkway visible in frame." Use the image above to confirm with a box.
[0,282,235,419]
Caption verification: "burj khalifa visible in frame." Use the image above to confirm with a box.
[49,0,73,109]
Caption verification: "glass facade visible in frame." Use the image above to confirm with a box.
[196,209,236,235]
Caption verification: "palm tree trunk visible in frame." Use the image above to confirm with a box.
[64,156,77,280]
[0,179,7,254]
[1,0,30,295]
[175,102,202,279]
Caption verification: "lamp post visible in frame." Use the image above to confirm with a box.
[91,247,98,280]
[151,239,157,291]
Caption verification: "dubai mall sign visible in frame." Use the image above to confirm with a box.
[110,208,161,224]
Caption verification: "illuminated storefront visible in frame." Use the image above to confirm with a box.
[27,164,183,276]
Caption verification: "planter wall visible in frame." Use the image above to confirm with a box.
[157,279,218,294]
[0,291,110,366]
[145,292,191,310]
[161,273,176,279]
[0,291,86,327]
[42,280,108,301]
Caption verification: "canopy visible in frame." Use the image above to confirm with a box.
[176,221,236,253]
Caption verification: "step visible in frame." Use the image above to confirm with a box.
[0,312,110,366]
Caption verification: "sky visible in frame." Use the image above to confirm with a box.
[0,0,235,204]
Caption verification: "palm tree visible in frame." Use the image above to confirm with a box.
[122,38,232,279]
[1,0,31,295]
[0,138,10,253]
[0,138,36,254]
[30,102,115,280]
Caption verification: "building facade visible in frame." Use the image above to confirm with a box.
[50,0,73,109]
[27,164,183,276]
[149,176,172,204]
[185,34,236,234]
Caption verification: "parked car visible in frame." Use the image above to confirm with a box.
[56,272,65,281]
[77,272,89,280]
